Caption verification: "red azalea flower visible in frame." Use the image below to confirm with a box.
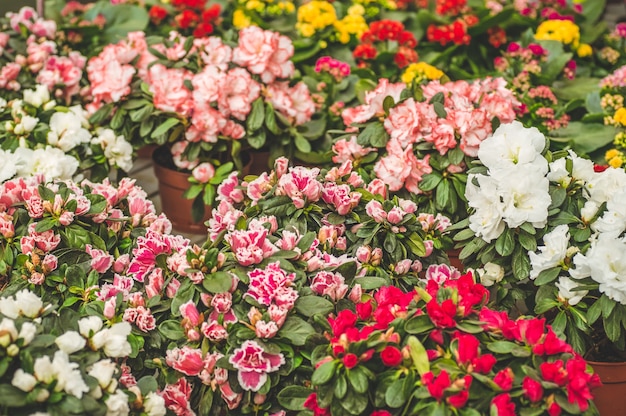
[491,393,516,416]
[517,317,545,345]
[193,22,214,37]
[202,4,221,22]
[426,298,457,328]
[356,299,373,320]
[353,44,377,61]
[175,9,200,29]
[422,370,451,401]
[455,333,480,365]
[172,0,206,9]
[532,328,572,355]
[435,0,467,15]
[380,345,403,367]
[473,353,497,374]
[343,353,359,369]
[522,376,543,402]
[540,360,568,386]
[328,309,357,336]
[304,393,331,416]
[565,356,602,412]
[594,164,609,172]
[447,390,469,408]
[548,402,562,416]
[393,47,418,68]
[488,26,506,48]
[494,368,514,391]
[371,411,392,416]
[148,6,168,24]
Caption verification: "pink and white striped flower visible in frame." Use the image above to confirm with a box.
[229,340,285,391]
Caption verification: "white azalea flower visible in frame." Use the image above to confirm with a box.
[569,150,596,184]
[12,369,37,392]
[498,167,551,229]
[466,174,505,243]
[52,350,89,398]
[18,147,79,181]
[47,111,91,152]
[33,355,56,385]
[14,290,43,318]
[0,296,19,319]
[88,359,118,391]
[569,233,626,304]
[78,316,104,337]
[585,166,626,206]
[477,120,547,174]
[18,322,37,346]
[528,225,570,280]
[476,262,504,286]
[555,276,588,306]
[23,85,51,108]
[91,322,132,358]
[0,149,20,182]
[94,128,133,172]
[105,390,130,416]
[144,392,167,416]
[55,331,86,355]
[547,157,571,187]
[0,318,18,346]
[592,188,626,237]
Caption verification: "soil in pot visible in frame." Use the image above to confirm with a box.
[152,146,211,235]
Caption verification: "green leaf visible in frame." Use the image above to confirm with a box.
[158,320,185,341]
[512,246,531,281]
[385,378,407,408]
[247,98,265,132]
[137,376,158,396]
[295,134,312,153]
[151,118,180,139]
[495,227,515,257]
[347,366,369,393]
[407,336,429,375]
[312,360,337,386]
[277,386,314,410]
[487,340,518,354]
[278,316,316,346]
[534,267,561,286]
[357,121,388,148]
[202,271,234,293]
[295,296,335,317]
[334,374,348,399]
[419,173,443,192]
[599,294,616,319]
[405,314,435,334]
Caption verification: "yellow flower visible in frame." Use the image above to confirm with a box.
[347,4,365,16]
[334,14,368,44]
[614,107,626,126]
[606,149,625,168]
[233,9,252,29]
[245,0,265,11]
[402,62,444,85]
[535,20,580,47]
[577,43,592,58]
[296,1,337,36]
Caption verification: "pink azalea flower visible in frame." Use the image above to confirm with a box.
[229,340,285,391]
[245,261,297,306]
[225,226,278,266]
[277,166,323,209]
[166,346,205,376]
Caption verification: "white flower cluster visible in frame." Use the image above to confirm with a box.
[466,121,552,243]
[0,85,133,182]
[526,151,626,305]
[0,290,166,416]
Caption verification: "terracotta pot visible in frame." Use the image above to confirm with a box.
[446,248,464,271]
[136,144,158,159]
[152,147,211,234]
[242,150,272,176]
[589,360,626,415]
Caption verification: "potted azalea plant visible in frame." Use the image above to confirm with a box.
[296,270,601,416]
[334,74,520,224]
[453,120,626,414]
[84,26,317,231]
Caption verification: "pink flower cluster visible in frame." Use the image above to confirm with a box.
[85,28,314,169]
[1,8,86,102]
[315,56,351,81]
[600,64,626,89]
[344,77,519,192]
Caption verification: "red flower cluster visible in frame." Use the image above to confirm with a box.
[435,0,467,16]
[426,15,477,46]
[353,20,418,69]
[149,0,221,38]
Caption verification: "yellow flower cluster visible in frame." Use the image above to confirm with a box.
[613,107,626,126]
[606,148,625,168]
[333,5,368,44]
[296,0,337,37]
[535,20,580,47]
[232,0,295,29]
[352,0,398,10]
[401,62,445,85]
